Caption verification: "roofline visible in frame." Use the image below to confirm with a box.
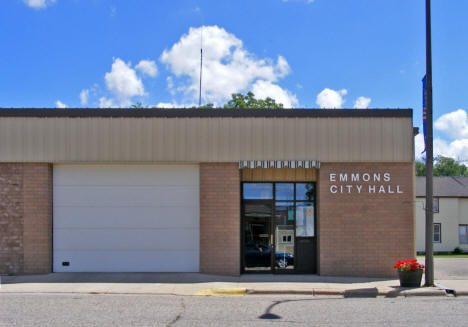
[0,108,413,118]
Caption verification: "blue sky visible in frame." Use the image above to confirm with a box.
[1,0,468,161]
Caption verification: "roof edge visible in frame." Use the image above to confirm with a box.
[0,108,413,118]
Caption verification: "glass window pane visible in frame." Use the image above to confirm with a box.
[296,183,315,201]
[296,202,315,237]
[460,225,468,244]
[433,197,439,213]
[243,183,273,199]
[275,183,294,200]
[274,201,294,270]
[275,202,295,225]
[433,223,441,243]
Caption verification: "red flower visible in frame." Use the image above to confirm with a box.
[393,258,424,272]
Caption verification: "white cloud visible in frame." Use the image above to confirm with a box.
[251,80,298,108]
[316,88,347,109]
[160,25,293,104]
[414,133,425,160]
[415,109,468,163]
[155,102,197,108]
[23,0,56,9]
[353,96,371,109]
[80,89,89,106]
[55,100,67,108]
[433,137,468,162]
[434,109,468,139]
[104,58,145,106]
[135,60,158,77]
[98,97,116,108]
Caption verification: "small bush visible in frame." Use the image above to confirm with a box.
[453,247,464,254]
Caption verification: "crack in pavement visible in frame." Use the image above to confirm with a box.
[166,297,185,327]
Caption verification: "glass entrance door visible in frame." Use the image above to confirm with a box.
[242,182,316,273]
[243,201,273,271]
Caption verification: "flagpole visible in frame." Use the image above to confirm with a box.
[424,0,434,287]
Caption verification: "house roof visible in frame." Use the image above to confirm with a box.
[0,108,412,118]
[416,176,468,198]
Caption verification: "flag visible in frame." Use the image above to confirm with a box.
[422,75,427,153]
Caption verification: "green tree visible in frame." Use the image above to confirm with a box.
[434,156,468,177]
[223,92,283,109]
[415,156,468,177]
[416,161,426,176]
[130,102,146,109]
[133,92,284,109]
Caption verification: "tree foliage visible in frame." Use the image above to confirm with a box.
[415,156,468,177]
[135,92,284,109]
[223,92,283,109]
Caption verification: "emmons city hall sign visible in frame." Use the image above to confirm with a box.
[328,172,403,194]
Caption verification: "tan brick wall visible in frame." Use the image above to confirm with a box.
[319,163,415,278]
[0,163,52,275]
[22,164,52,274]
[0,164,24,274]
[200,163,240,275]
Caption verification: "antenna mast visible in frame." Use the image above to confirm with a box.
[199,23,203,107]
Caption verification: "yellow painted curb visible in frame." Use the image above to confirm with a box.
[194,288,246,296]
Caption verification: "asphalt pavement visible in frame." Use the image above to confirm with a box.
[1,294,467,326]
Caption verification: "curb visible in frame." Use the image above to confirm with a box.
[194,288,246,296]
[246,289,448,297]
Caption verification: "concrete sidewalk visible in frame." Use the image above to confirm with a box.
[0,273,464,297]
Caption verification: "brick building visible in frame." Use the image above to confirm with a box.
[0,108,416,277]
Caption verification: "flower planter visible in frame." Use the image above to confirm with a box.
[398,269,423,287]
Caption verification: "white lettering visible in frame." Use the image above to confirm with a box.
[373,173,381,182]
[330,185,338,193]
[356,185,362,193]
[383,172,391,182]
[340,185,344,193]
[330,173,336,182]
[368,185,376,193]
[345,185,352,193]
[397,185,403,193]
[387,185,394,194]
[339,173,348,182]
[351,173,360,182]
[379,185,386,193]
[363,173,371,182]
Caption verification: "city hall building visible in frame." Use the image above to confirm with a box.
[0,108,416,277]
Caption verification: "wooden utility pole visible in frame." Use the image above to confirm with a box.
[424,0,434,287]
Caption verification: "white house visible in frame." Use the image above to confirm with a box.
[416,176,468,253]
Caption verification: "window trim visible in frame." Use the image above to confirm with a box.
[433,223,441,243]
[459,224,468,245]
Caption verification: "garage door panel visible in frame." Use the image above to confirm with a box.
[54,165,199,186]
[54,228,199,251]
[54,250,199,272]
[54,186,199,207]
[53,206,199,229]
[53,164,200,272]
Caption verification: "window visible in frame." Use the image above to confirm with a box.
[433,197,439,213]
[460,225,468,244]
[243,183,273,199]
[282,235,292,243]
[433,223,441,243]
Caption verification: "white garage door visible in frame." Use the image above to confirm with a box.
[53,165,199,272]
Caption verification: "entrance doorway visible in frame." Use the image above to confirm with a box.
[242,182,317,273]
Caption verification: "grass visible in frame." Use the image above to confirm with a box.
[417,254,468,258]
